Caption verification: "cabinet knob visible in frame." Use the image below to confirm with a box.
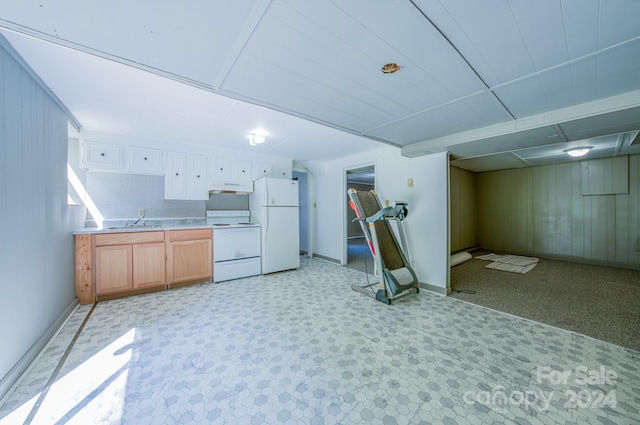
[175,172,179,176]
[101,152,105,157]
[144,157,148,161]
[197,174,201,178]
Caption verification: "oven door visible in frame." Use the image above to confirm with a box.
[214,257,261,283]
[213,226,261,262]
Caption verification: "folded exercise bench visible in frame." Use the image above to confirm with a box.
[348,188,419,304]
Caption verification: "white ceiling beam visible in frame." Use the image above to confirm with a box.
[402,89,640,157]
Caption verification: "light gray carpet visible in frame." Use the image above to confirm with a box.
[450,252,640,351]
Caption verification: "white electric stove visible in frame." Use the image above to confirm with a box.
[206,210,261,282]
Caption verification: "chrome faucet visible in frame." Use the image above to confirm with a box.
[132,215,145,226]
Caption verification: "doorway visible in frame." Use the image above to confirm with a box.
[293,170,311,257]
[345,166,375,272]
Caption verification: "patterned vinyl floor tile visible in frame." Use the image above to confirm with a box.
[1,257,638,425]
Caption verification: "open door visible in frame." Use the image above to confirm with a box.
[345,165,375,272]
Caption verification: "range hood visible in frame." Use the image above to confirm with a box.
[208,181,253,195]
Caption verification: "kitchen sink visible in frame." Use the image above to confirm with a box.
[107,224,162,230]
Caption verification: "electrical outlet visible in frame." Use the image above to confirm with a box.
[138,208,145,217]
[407,178,414,188]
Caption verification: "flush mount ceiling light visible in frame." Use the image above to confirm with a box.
[249,132,266,146]
[381,63,401,74]
[564,146,592,157]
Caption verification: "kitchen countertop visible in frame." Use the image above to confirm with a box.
[74,221,213,235]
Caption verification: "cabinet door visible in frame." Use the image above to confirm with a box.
[133,242,166,288]
[169,239,212,284]
[81,141,123,170]
[275,166,292,179]
[95,245,132,294]
[234,159,253,188]
[187,154,208,200]
[128,147,163,175]
[164,151,187,199]
[253,161,273,180]
[209,156,231,184]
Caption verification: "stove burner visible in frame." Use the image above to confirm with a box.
[213,223,230,226]
[237,222,254,225]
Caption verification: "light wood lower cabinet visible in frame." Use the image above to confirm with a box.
[75,228,212,304]
[95,244,133,294]
[166,229,213,287]
[133,242,166,288]
[93,231,166,298]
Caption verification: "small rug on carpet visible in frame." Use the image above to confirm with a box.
[484,261,538,274]
[476,253,539,274]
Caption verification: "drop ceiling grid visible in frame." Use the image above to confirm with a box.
[220,50,386,134]
[597,0,640,48]
[494,66,580,118]
[219,5,413,131]
[364,91,513,145]
[559,106,640,142]
[594,41,640,98]
[326,0,487,98]
[2,31,239,138]
[222,0,493,139]
[0,2,260,85]
[508,0,569,72]
[419,0,537,84]
[562,0,599,58]
[257,2,435,113]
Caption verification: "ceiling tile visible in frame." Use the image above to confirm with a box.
[450,153,529,173]
[364,91,512,145]
[220,0,486,137]
[447,126,561,159]
[0,2,266,83]
[559,106,640,141]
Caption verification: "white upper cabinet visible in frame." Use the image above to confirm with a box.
[252,161,273,180]
[164,151,187,199]
[128,146,163,175]
[274,166,292,180]
[210,156,231,183]
[80,141,123,171]
[165,152,208,200]
[187,154,208,200]
[207,156,253,193]
[235,159,253,189]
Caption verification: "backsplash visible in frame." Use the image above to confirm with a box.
[83,172,249,227]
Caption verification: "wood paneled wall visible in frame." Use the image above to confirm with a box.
[476,155,640,266]
[449,166,477,252]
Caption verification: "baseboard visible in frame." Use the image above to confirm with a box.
[314,254,341,264]
[0,299,79,403]
[419,282,449,296]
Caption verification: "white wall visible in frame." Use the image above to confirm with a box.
[0,40,83,398]
[308,146,450,293]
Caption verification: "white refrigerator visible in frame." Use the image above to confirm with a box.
[250,177,300,274]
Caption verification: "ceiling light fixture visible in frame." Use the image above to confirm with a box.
[381,63,401,74]
[249,132,266,146]
[564,146,592,157]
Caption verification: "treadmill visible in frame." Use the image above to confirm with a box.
[347,188,420,304]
